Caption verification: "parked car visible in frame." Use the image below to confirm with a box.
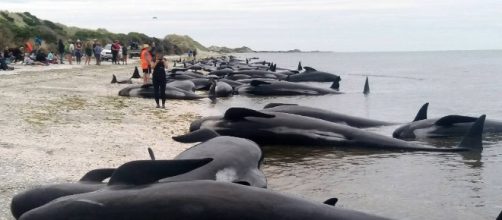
[100,44,112,61]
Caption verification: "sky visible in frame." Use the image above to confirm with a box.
[2,0,501,52]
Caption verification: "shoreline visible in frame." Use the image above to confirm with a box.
[0,59,207,219]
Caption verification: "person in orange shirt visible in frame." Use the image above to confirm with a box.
[140,44,152,84]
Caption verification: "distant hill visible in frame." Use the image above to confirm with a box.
[0,11,254,55]
[208,45,254,53]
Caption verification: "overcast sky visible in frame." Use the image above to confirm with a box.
[3,0,501,52]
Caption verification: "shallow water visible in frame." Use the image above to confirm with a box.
[205,51,502,219]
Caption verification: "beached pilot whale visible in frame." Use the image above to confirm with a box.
[262,103,397,128]
[393,103,502,139]
[178,107,485,152]
[110,74,133,84]
[287,66,341,83]
[118,84,204,100]
[168,132,266,188]
[12,134,267,218]
[10,168,115,219]
[18,180,391,220]
[236,80,341,96]
[208,78,233,98]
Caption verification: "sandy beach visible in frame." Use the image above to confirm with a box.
[0,59,206,219]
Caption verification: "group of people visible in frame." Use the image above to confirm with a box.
[140,43,167,108]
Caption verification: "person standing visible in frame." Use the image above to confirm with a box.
[122,43,128,65]
[94,43,102,65]
[193,48,197,61]
[58,39,65,64]
[111,40,120,64]
[84,40,92,65]
[140,44,152,84]
[67,40,74,65]
[152,53,167,108]
[75,39,82,64]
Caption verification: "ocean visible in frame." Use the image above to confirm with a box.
[202,50,502,219]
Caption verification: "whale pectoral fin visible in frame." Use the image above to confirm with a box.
[457,115,485,151]
[224,108,275,121]
[323,198,338,206]
[303,66,317,72]
[435,115,478,126]
[250,80,271,87]
[108,158,213,186]
[263,103,298,109]
[79,168,116,182]
[172,128,220,143]
[413,103,429,121]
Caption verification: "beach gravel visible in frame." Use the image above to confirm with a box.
[0,60,204,219]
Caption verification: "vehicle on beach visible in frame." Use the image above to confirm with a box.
[100,44,113,61]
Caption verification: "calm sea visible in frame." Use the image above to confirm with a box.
[201,50,502,219]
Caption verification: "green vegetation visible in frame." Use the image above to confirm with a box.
[0,10,253,54]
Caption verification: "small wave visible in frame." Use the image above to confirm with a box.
[347,73,424,80]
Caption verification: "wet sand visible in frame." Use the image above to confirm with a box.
[0,60,205,219]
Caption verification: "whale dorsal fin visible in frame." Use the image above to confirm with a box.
[111,74,118,83]
[148,148,156,160]
[79,168,116,182]
[263,103,298,109]
[497,210,502,220]
[224,108,275,121]
[456,115,485,151]
[363,77,369,94]
[131,66,141,78]
[413,103,429,121]
[303,66,317,72]
[172,128,220,143]
[250,80,271,87]
[323,198,338,206]
[435,115,478,126]
[108,159,213,186]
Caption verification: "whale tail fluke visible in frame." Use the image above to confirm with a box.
[172,128,220,143]
[413,103,429,121]
[457,115,485,151]
[363,77,370,95]
[131,66,141,78]
[148,148,156,160]
[111,74,118,83]
[330,79,340,91]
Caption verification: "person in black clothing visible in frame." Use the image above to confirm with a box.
[58,39,65,64]
[152,53,167,108]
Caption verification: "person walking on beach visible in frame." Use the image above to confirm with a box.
[84,41,92,65]
[140,44,152,84]
[58,39,65,64]
[94,43,103,65]
[152,52,167,108]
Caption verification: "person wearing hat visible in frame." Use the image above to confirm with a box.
[140,44,152,84]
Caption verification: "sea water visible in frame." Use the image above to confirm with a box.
[203,50,502,219]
